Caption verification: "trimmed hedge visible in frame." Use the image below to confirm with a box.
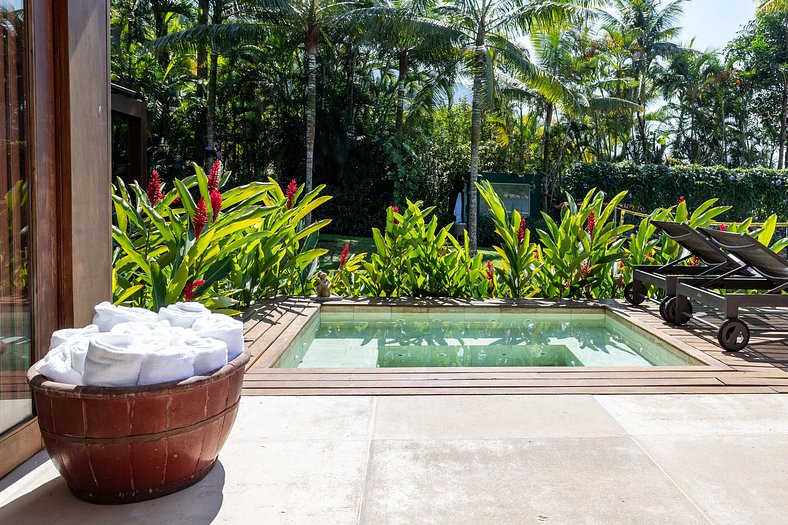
[562,162,788,221]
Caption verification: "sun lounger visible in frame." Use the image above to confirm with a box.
[672,229,788,351]
[624,221,748,324]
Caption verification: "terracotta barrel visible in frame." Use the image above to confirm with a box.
[27,350,249,504]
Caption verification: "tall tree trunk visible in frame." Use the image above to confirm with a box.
[542,102,553,172]
[780,75,787,170]
[395,50,409,138]
[197,0,209,141]
[638,73,649,163]
[468,22,485,255]
[151,0,169,68]
[541,102,554,212]
[206,3,224,148]
[305,22,319,224]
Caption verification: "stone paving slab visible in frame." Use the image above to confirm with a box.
[5,395,788,524]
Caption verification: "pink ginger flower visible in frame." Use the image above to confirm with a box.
[485,260,495,281]
[339,243,350,268]
[517,217,526,247]
[285,179,298,209]
[146,169,164,204]
[208,161,222,193]
[193,197,207,239]
[586,211,596,235]
[183,279,206,301]
[210,189,222,222]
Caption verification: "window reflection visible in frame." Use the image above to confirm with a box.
[0,1,33,435]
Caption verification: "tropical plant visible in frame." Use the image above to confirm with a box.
[356,202,490,297]
[112,163,330,312]
[533,188,632,299]
[477,181,539,297]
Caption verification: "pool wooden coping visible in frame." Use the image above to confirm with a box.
[241,297,788,395]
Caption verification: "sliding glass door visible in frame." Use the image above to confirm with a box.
[0,0,33,435]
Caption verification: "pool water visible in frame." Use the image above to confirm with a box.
[274,311,703,368]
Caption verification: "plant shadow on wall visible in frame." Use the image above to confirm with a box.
[111,161,331,313]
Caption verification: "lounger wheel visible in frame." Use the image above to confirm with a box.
[718,319,750,352]
[624,283,646,305]
[659,296,674,322]
[663,297,693,326]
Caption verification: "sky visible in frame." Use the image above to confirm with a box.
[679,0,757,51]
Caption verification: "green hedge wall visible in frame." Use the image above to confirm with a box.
[562,162,788,221]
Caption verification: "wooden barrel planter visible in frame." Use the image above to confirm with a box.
[26,350,250,504]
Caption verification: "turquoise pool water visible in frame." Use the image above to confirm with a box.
[274,311,703,368]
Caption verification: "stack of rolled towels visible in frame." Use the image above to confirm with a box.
[36,302,245,387]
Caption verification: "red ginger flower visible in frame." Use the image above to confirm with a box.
[580,260,591,278]
[485,260,495,281]
[517,217,526,247]
[193,197,208,239]
[586,211,596,235]
[146,170,164,204]
[208,161,221,193]
[339,243,349,268]
[690,256,699,267]
[210,189,222,222]
[285,179,298,209]
[719,223,727,232]
[619,261,625,270]
[678,195,686,204]
[392,205,400,224]
[183,280,205,301]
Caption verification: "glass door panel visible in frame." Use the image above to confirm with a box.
[0,0,33,434]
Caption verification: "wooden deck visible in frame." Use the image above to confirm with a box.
[241,297,788,395]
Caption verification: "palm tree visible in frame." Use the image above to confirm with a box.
[438,0,586,254]
[348,2,462,137]
[154,0,363,220]
[757,0,788,167]
[601,0,683,163]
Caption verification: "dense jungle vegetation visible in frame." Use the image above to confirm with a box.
[111,0,788,252]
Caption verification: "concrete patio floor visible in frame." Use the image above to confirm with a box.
[2,394,788,524]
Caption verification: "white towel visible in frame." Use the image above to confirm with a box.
[454,192,463,224]
[36,346,83,385]
[158,302,211,328]
[176,336,228,376]
[192,314,245,360]
[49,324,99,351]
[138,346,196,385]
[82,334,147,387]
[92,302,158,332]
[60,334,94,375]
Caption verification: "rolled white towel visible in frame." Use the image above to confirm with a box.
[138,346,196,386]
[49,324,99,351]
[109,321,156,336]
[192,314,245,360]
[178,336,228,376]
[60,334,94,375]
[82,334,147,387]
[36,346,83,385]
[158,301,211,328]
[93,302,158,332]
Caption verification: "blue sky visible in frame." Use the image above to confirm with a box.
[680,0,756,51]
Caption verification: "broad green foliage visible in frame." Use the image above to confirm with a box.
[534,189,632,299]
[336,202,490,298]
[112,164,330,312]
[329,185,788,301]
[477,181,538,298]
